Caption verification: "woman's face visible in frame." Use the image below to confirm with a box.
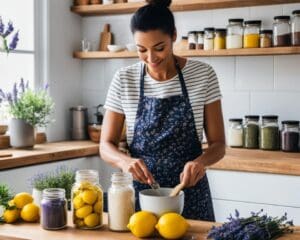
[134,30,176,73]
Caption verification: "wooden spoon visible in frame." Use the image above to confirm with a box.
[169,182,185,197]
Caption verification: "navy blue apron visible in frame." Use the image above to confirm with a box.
[129,58,215,221]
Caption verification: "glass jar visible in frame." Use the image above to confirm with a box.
[291,10,300,46]
[260,30,273,48]
[188,31,197,50]
[72,169,103,229]
[197,31,204,49]
[244,20,261,48]
[281,121,300,152]
[273,16,291,47]
[228,118,243,148]
[260,115,280,150]
[226,18,244,49]
[214,28,226,50]
[108,172,135,231]
[204,28,214,50]
[176,36,188,51]
[243,115,259,149]
[41,188,67,230]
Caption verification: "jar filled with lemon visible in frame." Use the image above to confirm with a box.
[72,170,103,229]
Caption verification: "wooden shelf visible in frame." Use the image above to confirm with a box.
[73,47,300,59]
[71,0,300,16]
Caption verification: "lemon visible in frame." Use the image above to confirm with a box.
[8,199,15,207]
[75,219,85,227]
[75,205,93,219]
[73,195,85,210]
[3,209,20,223]
[127,211,157,238]
[13,192,33,209]
[93,201,102,213]
[20,203,39,222]
[82,190,97,205]
[155,213,189,239]
[84,213,100,228]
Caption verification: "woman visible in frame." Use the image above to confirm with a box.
[100,0,225,221]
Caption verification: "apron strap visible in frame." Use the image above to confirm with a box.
[139,62,146,100]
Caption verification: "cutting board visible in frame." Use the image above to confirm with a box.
[98,24,112,51]
[0,235,29,240]
[0,152,12,158]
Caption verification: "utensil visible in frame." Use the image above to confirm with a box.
[99,24,112,51]
[149,181,161,196]
[169,182,185,197]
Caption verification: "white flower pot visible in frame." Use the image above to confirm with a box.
[32,188,42,206]
[10,118,35,148]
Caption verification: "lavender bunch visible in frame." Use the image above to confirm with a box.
[207,209,294,240]
[0,16,19,54]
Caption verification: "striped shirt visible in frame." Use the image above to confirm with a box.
[104,59,222,145]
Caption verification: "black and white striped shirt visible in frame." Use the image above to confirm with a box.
[104,59,222,144]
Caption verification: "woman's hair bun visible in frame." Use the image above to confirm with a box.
[146,0,172,8]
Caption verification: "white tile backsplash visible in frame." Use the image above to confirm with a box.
[249,5,282,29]
[212,7,249,28]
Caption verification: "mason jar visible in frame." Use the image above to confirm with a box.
[41,188,67,230]
[108,172,135,231]
[214,28,226,50]
[72,169,103,229]
[197,31,204,49]
[291,10,300,46]
[204,28,215,50]
[273,16,291,47]
[226,18,244,49]
[260,115,280,150]
[244,20,261,48]
[260,29,273,48]
[281,121,300,152]
[228,118,243,148]
[243,115,259,149]
[188,31,197,50]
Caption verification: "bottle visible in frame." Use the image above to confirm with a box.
[291,10,300,46]
[226,18,244,49]
[243,115,259,149]
[41,188,67,230]
[188,31,197,50]
[260,115,280,151]
[108,172,135,231]
[228,118,243,148]
[204,28,215,50]
[197,31,204,49]
[244,20,261,48]
[72,169,103,229]
[281,121,300,152]
[273,16,291,47]
[214,28,226,50]
[260,30,273,48]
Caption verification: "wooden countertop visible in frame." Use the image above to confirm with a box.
[0,213,299,240]
[0,141,300,176]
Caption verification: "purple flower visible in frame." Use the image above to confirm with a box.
[44,83,49,90]
[6,93,12,105]
[19,78,25,93]
[13,83,18,104]
[3,21,14,37]
[9,31,19,50]
[0,17,4,34]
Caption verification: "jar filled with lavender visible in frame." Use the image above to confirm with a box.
[260,115,280,150]
[281,121,300,152]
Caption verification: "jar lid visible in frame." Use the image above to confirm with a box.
[260,29,273,34]
[244,20,262,25]
[274,15,290,20]
[215,28,227,33]
[70,105,87,111]
[228,18,244,23]
[262,115,278,120]
[281,120,300,125]
[245,115,260,120]
[292,10,300,15]
[181,36,188,40]
[188,31,197,34]
[204,27,215,32]
[197,31,204,34]
[229,118,243,122]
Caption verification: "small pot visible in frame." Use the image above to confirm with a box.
[10,118,34,148]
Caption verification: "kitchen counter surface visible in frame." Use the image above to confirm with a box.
[1,141,300,176]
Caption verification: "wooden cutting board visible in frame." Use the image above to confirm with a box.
[0,152,12,158]
[98,24,112,51]
[0,235,29,240]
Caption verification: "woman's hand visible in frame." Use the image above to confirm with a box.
[180,161,206,187]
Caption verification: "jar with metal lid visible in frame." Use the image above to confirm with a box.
[108,172,135,231]
[244,20,261,48]
[281,121,300,152]
[226,18,244,49]
[197,31,204,49]
[291,10,300,46]
[204,28,214,50]
[243,115,259,149]
[176,36,188,51]
[41,188,67,230]
[228,118,243,148]
[72,169,103,229]
[214,28,226,50]
[260,115,280,150]
[188,31,197,50]
[273,16,291,47]
[260,30,273,48]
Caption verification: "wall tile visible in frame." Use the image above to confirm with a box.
[249,5,282,29]
[282,3,300,15]
[212,7,249,28]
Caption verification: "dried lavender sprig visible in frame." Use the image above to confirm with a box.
[9,31,19,50]
[0,17,4,34]
[3,21,14,37]
[12,83,18,104]
[19,78,25,93]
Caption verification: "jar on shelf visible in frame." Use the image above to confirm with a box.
[197,31,204,49]
[176,36,188,51]
[260,29,273,48]
[281,121,300,152]
[108,172,135,231]
[243,115,259,149]
[188,31,197,50]
[273,16,291,47]
[214,28,226,50]
[291,10,300,46]
[226,18,244,49]
[260,115,280,151]
[204,28,215,50]
[228,118,243,148]
[243,20,261,48]
[103,0,114,4]
[72,169,103,229]
[41,188,67,230]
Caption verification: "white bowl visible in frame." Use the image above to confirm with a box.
[139,188,184,217]
[126,43,137,52]
[107,44,125,52]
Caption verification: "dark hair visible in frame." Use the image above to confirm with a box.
[130,0,175,37]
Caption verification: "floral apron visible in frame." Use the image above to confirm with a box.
[129,59,215,221]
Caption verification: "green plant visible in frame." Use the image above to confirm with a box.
[0,184,14,223]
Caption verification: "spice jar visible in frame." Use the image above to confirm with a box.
[103,0,114,4]
[260,30,273,48]
[108,172,135,231]
[214,28,226,50]
[41,188,67,230]
[243,115,259,149]
[291,10,300,46]
[244,20,261,48]
[281,121,300,152]
[260,115,280,151]
[273,16,291,47]
[188,31,197,50]
[197,31,204,49]
[72,169,103,229]
[176,36,188,51]
[226,18,244,49]
[228,118,243,148]
[204,28,214,50]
